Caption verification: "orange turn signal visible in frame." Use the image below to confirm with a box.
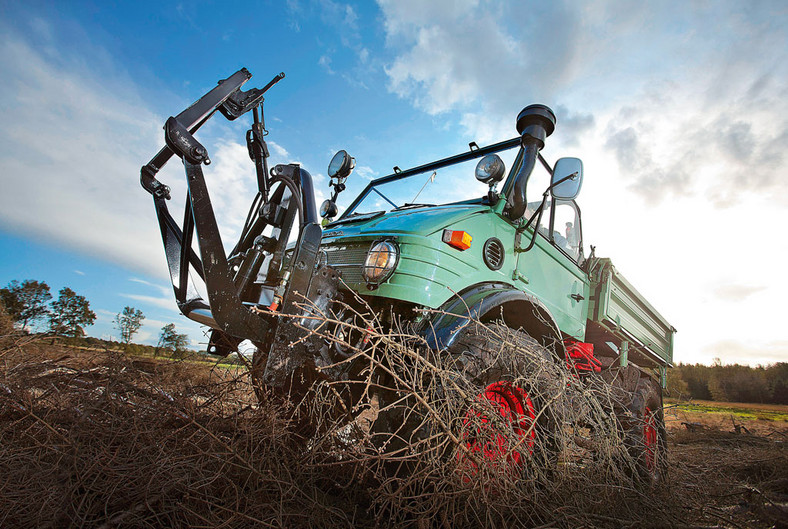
[442,229,472,250]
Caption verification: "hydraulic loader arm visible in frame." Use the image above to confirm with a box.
[138,69,289,345]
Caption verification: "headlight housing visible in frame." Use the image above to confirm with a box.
[362,241,399,284]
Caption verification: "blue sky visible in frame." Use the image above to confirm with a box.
[1,0,786,365]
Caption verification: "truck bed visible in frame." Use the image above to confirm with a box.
[586,258,675,368]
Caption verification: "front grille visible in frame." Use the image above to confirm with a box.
[322,243,369,285]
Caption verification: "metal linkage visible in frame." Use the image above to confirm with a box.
[141,69,254,198]
[138,69,290,343]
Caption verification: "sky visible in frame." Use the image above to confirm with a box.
[0,0,786,366]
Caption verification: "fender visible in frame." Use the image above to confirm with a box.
[422,282,563,352]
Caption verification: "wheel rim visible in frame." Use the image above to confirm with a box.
[643,406,658,472]
[457,382,536,477]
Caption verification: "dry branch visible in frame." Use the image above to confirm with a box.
[0,301,785,528]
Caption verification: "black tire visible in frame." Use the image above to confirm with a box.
[625,377,668,485]
[249,347,323,441]
[371,322,559,474]
[449,323,559,474]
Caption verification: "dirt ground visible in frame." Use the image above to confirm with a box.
[1,335,786,528]
[665,400,788,438]
[663,406,788,529]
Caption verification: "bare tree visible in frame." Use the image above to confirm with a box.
[114,306,145,345]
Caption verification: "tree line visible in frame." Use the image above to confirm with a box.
[667,361,788,404]
[5,280,785,401]
[1,279,190,355]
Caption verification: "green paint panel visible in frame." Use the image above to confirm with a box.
[322,204,514,308]
[322,204,674,366]
[515,233,589,340]
[322,203,589,339]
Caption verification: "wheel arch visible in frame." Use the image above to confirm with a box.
[422,282,563,353]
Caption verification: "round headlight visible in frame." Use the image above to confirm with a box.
[362,241,399,284]
[475,154,505,184]
[320,199,338,218]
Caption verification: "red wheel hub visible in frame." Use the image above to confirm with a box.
[457,382,536,478]
[643,406,658,472]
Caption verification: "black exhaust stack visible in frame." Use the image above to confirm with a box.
[505,104,556,220]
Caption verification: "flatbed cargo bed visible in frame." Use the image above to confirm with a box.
[587,258,676,368]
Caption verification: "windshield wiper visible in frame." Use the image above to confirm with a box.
[394,203,435,211]
[326,211,385,227]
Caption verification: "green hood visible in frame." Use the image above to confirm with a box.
[325,204,489,239]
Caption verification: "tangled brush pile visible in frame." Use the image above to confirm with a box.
[0,301,679,528]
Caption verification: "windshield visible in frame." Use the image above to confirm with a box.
[342,144,521,218]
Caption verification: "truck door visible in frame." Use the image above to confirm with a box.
[515,198,589,339]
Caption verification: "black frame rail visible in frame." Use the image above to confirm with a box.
[338,136,523,220]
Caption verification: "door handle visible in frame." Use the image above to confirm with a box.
[571,293,584,301]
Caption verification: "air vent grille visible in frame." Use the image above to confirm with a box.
[483,238,505,271]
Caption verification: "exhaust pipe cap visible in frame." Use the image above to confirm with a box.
[516,104,556,148]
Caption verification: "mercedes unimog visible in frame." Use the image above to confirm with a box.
[139,69,676,482]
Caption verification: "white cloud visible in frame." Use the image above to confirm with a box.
[135,329,154,343]
[268,141,291,160]
[120,293,179,313]
[0,25,324,289]
[703,340,788,366]
[377,0,788,366]
[354,165,378,181]
[318,54,335,74]
[379,1,788,203]
[129,277,170,297]
[713,284,767,303]
[0,29,167,279]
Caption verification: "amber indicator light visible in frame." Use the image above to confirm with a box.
[442,229,472,250]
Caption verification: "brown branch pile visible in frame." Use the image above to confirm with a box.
[1,300,786,528]
[276,297,674,527]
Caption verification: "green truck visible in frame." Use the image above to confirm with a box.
[139,69,676,482]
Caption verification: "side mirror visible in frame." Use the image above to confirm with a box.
[551,157,583,200]
[328,150,355,181]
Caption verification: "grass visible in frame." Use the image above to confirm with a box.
[666,398,788,423]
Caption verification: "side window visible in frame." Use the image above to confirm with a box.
[525,161,551,207]
[551,200,582,261]
[525,162,552,239]
[534,198,551,240]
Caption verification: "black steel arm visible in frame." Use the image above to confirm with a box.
[183,160,271,342]
[138,69,290,341]
[141,68,254,198]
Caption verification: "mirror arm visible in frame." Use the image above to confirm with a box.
[516,191,549,254]
[516,173,580,254]
[550,172,578,191]
[538,152,553,175]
